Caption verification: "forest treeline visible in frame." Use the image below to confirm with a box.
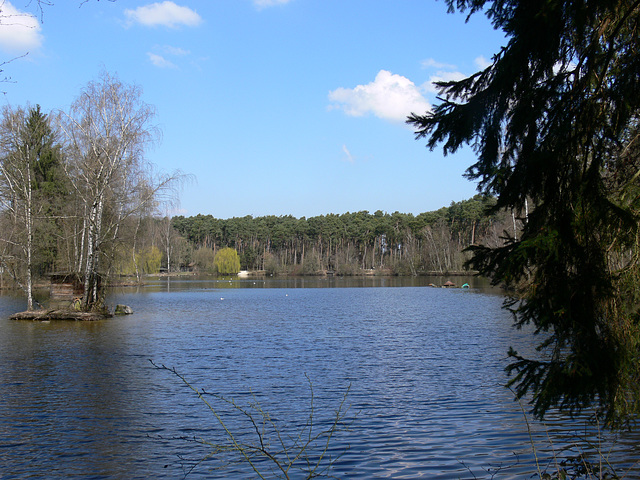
[170,194,520,276]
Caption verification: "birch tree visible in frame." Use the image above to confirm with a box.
[0,106,35,309]
[0,105,62,310]
[159,212,181,273]
[62,71,179,310]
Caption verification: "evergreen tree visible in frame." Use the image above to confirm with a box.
[409,0,640,426]
[0,105,64,309]
[25,105,67,275]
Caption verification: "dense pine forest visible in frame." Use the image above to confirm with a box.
[170,194,519,276]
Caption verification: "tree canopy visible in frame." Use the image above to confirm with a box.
[214,247,241,275]
[171,195,507,276]
[409,0,640,426]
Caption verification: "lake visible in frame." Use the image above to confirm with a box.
[0,276,638,479]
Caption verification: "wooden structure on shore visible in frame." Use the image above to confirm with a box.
[49,273,85,309]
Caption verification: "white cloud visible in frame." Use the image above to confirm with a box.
[474,55,491,70]
[328,70,431,123]
[148,53,176,68]
[0,1,43,53]
[423,70,467,94]
[254,0,293,8]
[125,2,202,28]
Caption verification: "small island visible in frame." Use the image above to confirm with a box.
[9,309,112,321]
[8,274,132,321]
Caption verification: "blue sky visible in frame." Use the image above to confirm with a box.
[1,0,505,219]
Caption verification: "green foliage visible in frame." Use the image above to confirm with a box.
[27,105,67,199]
[0,76,184,308]
[409,0,640,426]
[32,219,60,275]
[391,259,414,276]
[112,244,137,276]
[240,245,258,270]
[193,247,216,274]
[302,252,322,275]
[263,252,281,276]
[1,105,66,277]
[172,195,508,276]
[214,247,241,275]
[140,245,162,274]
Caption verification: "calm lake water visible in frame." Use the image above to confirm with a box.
[0,276,638,479]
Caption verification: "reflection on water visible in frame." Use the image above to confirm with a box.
[0,277,638,479]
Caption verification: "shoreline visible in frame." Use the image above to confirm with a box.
[9,309,113,321]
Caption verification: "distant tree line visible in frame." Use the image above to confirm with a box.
[171,194,519,276]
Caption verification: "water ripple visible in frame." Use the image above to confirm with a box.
[0,279,638,479]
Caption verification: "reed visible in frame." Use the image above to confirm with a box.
[152,360,352,479]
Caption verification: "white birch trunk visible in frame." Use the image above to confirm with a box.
[25,155,33,310]
[82,202,97,309]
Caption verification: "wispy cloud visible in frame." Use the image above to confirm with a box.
[147,52,176,69]
[148,44,200,69]
[0,1,43,53]
[420,58,470,93]
[422,70,467,94]
[125,2,202,28]
[162,45,190,56]
[474,55,491,70]
[421,58,457,70]
[254,0,294,8]
[328,70,431,123]
[342,145,355,163]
